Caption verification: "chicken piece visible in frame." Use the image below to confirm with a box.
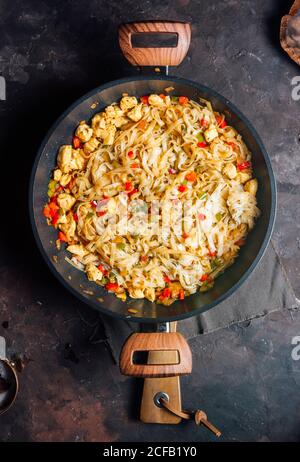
[83,136,100,154]
[244,178,258,195]
[75,122,93,142]
[67,244,88,258]
[105,105,128,128]
[144,287,156,302]
[127,103,143,122]
[57,193,76,211]
[53,169,62,181]
[148,94,165,107]
[204,124,219,143]
[59,173,71,187]
[128,288,144,299]
[59,212,76,240]
[102,124,116,145]
[85,263,103,283]
[57,145,73,173]
[236,172,251,184]
[120,96,138,112]
[223,163,237,179]
[57,145,85,172]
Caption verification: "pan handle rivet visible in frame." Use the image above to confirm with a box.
[154,392,169,408]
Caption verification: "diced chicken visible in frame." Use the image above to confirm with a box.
[57,193,76,211]
[85,263,103,282]
[144,288,156,302]
[67,244,89,258]
[59,173,71,187]
[244,178,258,195]
[83,136,100,154]
[57,145,85,173]
[236,172,251,184]
[57,145,73,173]
[59,212,76,240]
[223,163,237,179]
[148,94,165,107]
[204,124,219,143]
[53,169,62,181]
[120,96,138,112]
[75,123,93,142]
[128,288,144,299]
[127,104,143,122]
[102,124,116,145]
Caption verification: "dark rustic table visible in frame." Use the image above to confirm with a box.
[0,0,300,442]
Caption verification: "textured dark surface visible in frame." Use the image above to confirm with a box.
[0,0,300,442]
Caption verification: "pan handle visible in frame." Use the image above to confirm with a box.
[118,21,191,67]
[119,331,192,378]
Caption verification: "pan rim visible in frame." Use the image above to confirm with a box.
[29,75,277,323]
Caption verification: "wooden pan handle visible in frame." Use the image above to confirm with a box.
[118,21,191,67]
[119,331,192,378]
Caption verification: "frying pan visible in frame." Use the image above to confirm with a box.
[29,21,276,425]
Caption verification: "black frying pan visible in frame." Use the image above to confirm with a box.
[29,21,277,325]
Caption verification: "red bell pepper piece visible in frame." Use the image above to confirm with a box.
[106,282,119,292]
[72,136,81,149]
[178,184,187,193]
[140,95,149,105]
[197,141,207,148]
[237,161,251,171]
[178,96,189,105]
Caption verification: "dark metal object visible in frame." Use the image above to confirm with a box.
[154,392,170,408]
[0,337,19,416]
[29,75,276,324]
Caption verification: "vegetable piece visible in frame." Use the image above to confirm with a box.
[97,210,107,217]
[58,231,68,242]
[73,212,78,222]
[124,181,133,191]
[197,141,207,148]
[216,115,227,128]
[208,249,216,257]
[127,150,134,158]
[178,96,189,105]
[97,265,108,275]
[179,289,185,300]
[185,172,197,182]
[91,200,97,208]
[140,95,149,105]
[200,118,208,128]
[196,133,205,142]
[43,205,52,218]
[215,212,222,222]
[105,282,119,292]
[182,231,189,239]
[178,184,187,193]
[52,212,59,226]
[200,274,208,282]
[237,161,251,171]
[164,275,171,284]
[128,188,138,197]
[198,213,206,220]
[140,255,148,262]
[159,288,171,299]
[159,93,166,100]
[72,136,81,149]
[116,242,125,250]
[131,163,139,169]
